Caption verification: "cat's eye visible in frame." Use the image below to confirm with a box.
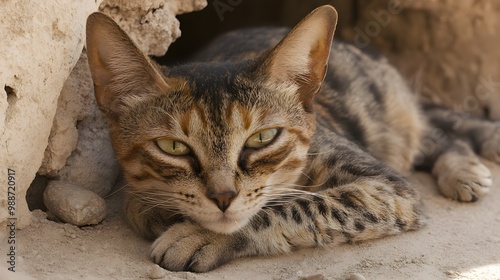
[245,128,279,149]
[156,139,191,156]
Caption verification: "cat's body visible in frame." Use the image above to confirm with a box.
[86,6,499,272]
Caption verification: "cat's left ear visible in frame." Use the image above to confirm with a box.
[261,6,337,111]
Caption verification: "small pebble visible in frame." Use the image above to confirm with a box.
[445,270,457,276]
[349,273,366,280]
[299,274,325,280]
[43,180,107,226]
[149,264,166,279]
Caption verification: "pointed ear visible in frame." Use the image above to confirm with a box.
[262,6,337,111]
[85,12,169,114]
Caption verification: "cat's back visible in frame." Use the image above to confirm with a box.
[318,41,424,172]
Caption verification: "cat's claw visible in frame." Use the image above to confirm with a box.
[151,222,234,272]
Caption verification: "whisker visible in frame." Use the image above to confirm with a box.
[104,182,131,199]
[300,171,314,184]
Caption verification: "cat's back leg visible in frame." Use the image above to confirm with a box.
[417,103,500,201]
[431,139,492,201]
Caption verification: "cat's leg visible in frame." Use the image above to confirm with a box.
[431,139,492,201]
[419,103,500,201]
[422,102,500,163]
[150,139,425,272]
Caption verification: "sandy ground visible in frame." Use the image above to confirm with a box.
[4,161,500,280]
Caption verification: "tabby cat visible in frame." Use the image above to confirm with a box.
[85,6,499,272]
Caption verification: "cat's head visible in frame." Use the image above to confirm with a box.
[86,6,337,234]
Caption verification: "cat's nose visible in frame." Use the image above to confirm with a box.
[207,190,237,212]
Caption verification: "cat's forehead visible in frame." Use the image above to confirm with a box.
[166,61,258,100]
[120,60,304,138]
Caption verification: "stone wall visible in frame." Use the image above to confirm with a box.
[0,0,100,232]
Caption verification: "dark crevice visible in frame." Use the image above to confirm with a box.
[26,173,50,211]
[5,85,16,105]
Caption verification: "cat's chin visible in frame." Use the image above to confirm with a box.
[196,215,250,234]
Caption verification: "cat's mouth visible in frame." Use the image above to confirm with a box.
[195,212,251,234]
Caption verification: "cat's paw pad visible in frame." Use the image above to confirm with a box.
[434,158,492,202]
[150,222,232,272]
[480,125,500,163]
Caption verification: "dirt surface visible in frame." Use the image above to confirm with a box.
[6,162,500,280]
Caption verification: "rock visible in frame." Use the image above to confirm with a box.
[56,104,120,197]
[38,52,96,177]
[39,52,119,197]
[299,274,326,280]
[43,181,106,226]
[0,0,100,230]
[100,0,207,56]
[348,273,366,280]
[149,264,166,279]
[39,52,120,197]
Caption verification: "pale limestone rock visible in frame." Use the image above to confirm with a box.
[57,96,119,197]
[39,52,119,197]
[43,181,106,226]
[39,53,95,176]
[0,0,99,230]
[100,0,207,56]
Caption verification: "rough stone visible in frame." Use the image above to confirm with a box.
[56,104,119,197]
[43,181,107,226]
[299,274,326,280]
[100,0,207,56]
[0,0,99,231]
[41,52,120,197]
[38,52,97,177]
[149,264,167,279]
[348,273,366,280]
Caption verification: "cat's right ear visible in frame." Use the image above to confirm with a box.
[86,12,169,115]
[259,5,337,111]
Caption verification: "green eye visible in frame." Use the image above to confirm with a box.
[156,139,190,155]
[245,128,279,149]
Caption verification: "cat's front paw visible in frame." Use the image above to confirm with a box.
[150,222,236,272]
[434,157,491,202]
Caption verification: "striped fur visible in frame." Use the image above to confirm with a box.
[86,5,500,272]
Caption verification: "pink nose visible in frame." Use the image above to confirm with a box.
[207,190,237,212]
